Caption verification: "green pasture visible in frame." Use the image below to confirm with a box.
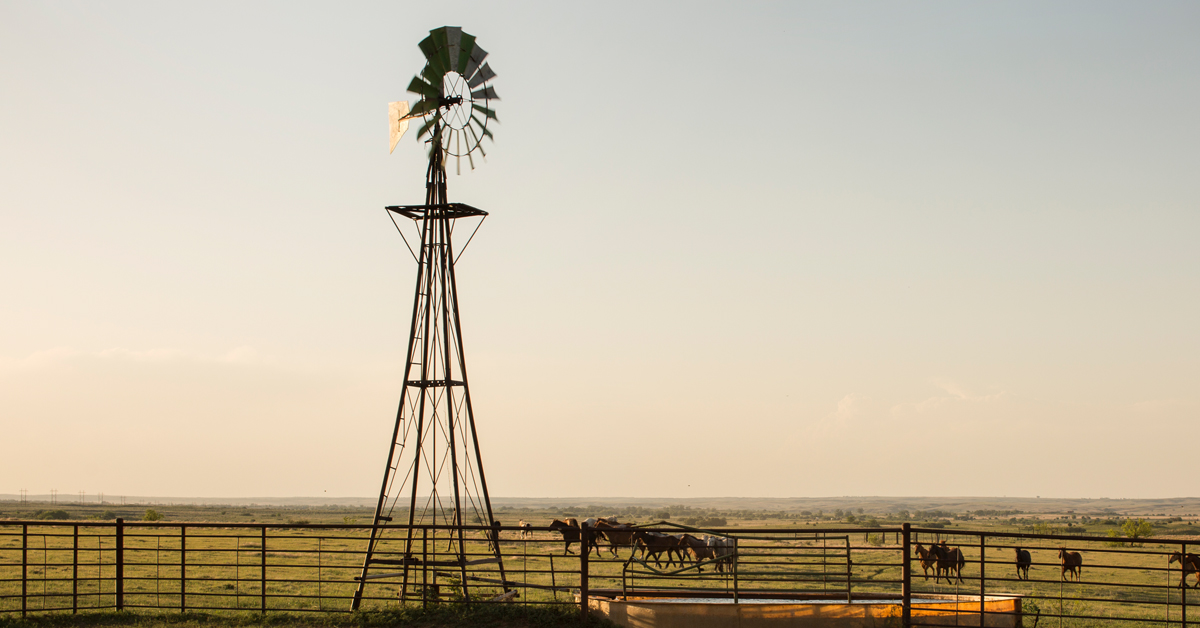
[3,502,1200,627]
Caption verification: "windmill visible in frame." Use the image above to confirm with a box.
[352,26,504,609]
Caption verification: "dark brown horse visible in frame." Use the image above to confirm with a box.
[548,519,581,555]
[929,542,965,584]
[1058,548,1083,582]
[631,530,684,568]
[1015,547,1032,580]
[594,520,637,556]
[1168,552,1200,588]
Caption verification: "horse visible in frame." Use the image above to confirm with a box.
[594,520,636,556]
[707,536,736,574]
[1168,552,1200,588]
[517,520,533,539]
[680,534,715,571]
[1015,547,1032,580]
[929,542,964,584]
[548,519,581,555]
[915,543,937,581]
[632,530,684,568]
[1058,548,1083,582]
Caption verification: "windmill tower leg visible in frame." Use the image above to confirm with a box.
[352,137,507,610]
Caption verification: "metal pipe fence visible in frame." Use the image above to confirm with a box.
[1,520,1196,627]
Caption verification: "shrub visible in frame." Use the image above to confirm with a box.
[1105,529,1126,548]
[34,509,70,520]
[143,509,163,521]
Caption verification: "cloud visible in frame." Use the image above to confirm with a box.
[891,378,1006,420]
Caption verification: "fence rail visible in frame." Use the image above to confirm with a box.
[2,520,1196,627]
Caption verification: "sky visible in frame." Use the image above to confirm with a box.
[1,1,1198,500]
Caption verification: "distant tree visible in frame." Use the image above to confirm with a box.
[1122,518,1153,540]
[143,509,163,521]
[35,510,70,520]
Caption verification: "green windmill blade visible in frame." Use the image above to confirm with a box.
[467,63,496,89]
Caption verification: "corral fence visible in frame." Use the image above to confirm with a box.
[1,520,1196,627]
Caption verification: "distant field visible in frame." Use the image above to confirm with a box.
[4,498,1200,628]
[3,498,1200,535]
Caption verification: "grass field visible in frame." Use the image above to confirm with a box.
[3,500,1200,627]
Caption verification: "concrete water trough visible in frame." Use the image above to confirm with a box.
[582,590,1023,628]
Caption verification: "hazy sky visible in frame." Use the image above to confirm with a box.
[2,2,1198,500]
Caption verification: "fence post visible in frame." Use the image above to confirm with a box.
[902,523,911,628]
[979,534,986,627]
[1183,542,1188,628]
[181,526,187,613]
[733,537,740,604]
[260,526,267,614]
[21,524,28,618]
[116,518,124,611]
[73,525,79,614]
[579,526,590,620]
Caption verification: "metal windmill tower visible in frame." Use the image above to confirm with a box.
[352,26,505,609]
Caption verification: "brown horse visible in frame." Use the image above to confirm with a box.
[631,530,685,568]
[1058,548,1083,582]
[1168,552,1200,588]
[548,519,581,555]
[915,543,937,581]
[1014,547,1032,580]
[929,542,965,584]
[594,520,637,556]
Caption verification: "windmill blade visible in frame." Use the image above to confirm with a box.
[470,114,493,139]
[471,104,498,121]
[406,98,439,118]
[467,63,496,89]
[421,64,446,93]
[444,27,463,74]
[389,101,410,153]
[464,44,488,82]
[408,76,440,100]
[430,28,455,79]
[456,33,476,74]
[418,35,448,77]
[470,86,499,101]
[416,112,441,143]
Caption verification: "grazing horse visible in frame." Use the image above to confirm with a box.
[915,543,937,581]
[1058,548,1083,582]
[517,520,533,539]
[1014,547,1032,580]
[1168,552,1200,589]
[929,542,965,584]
